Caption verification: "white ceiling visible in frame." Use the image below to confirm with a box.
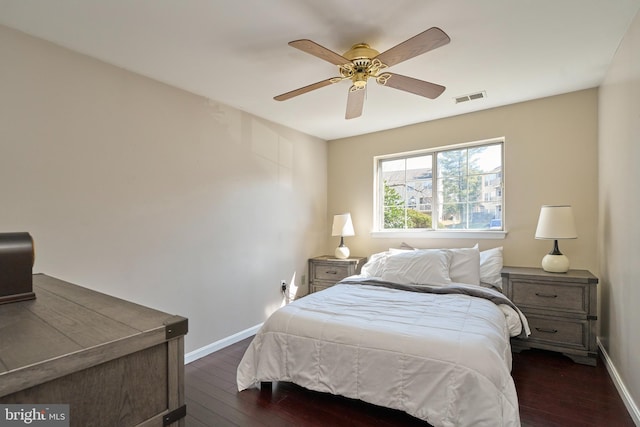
[1,0,639,140]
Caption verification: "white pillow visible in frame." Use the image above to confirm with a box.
[360,251,389,277]
[389,247,413,254]
[402,244,481,285]
[480,246,503,290]
[447,244,480,285]
[381,249,452,286]
[360,248,413,277]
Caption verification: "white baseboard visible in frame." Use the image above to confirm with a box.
[598,338,640,425]
[185,323,262,365]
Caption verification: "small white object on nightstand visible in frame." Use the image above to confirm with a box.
[332,213,354,259]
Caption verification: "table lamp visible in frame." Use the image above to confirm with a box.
[535,205,577,273]
[332,213,355,259]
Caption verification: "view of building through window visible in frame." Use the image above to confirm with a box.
[378,141,503,231]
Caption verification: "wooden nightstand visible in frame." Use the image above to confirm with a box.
[502,266,598,366]
[308,256,367,294]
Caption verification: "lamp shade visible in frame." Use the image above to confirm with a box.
[331,213,355,237]
[535,205,577,240]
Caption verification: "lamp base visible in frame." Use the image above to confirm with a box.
[335,245,350,259]
[541,254,570,273]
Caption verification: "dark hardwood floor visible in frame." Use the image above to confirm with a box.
[185,337,635,426]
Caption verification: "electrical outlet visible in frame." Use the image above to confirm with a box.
[280,280,287,292]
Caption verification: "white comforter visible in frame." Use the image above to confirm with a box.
[237,281,524,427]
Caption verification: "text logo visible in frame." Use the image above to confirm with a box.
[0,405,69,426]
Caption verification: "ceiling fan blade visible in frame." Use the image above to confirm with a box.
[274,78,336,101]
[379,73,445,99]
[375,27,450,68]
[345,86,365,119]
[289,39,350,66]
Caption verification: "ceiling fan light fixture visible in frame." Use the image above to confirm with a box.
[353,73,368,88]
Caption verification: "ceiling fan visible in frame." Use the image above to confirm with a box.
[274,27,450,119]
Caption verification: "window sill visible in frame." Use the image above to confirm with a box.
[370,230,507,240]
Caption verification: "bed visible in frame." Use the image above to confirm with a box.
[237,246,530,427]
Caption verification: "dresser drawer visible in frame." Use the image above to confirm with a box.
[313,263,350,281]
[525,314,588,350]
[510,280,586,313]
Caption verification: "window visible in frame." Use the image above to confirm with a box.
[375,139,503,233]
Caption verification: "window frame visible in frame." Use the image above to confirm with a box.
[372,137,506,239]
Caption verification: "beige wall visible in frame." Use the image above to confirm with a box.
[327,89,598,273]
[0,25,327,354]
[598,9,640,419]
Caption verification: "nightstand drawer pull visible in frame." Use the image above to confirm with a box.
[535,292,558,298]
[535,327,558,334]
[325,270,338,275]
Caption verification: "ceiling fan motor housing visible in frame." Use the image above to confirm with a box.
[343,43,379,61]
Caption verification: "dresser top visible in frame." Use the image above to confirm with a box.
[501,266,598,283]
[311,255,367,262]
[0,274,186,395]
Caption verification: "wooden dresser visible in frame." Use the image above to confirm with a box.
[502,266,598,366]
[0,274,188,426]
[308,256,366,293]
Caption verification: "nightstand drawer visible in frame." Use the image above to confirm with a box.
[314,264,350,281]
[526,314,588,350]
[310,283,332,293]
[510,280,586,313]
[308,256,367,294]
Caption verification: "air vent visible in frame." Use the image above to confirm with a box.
[454,91,487,104]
